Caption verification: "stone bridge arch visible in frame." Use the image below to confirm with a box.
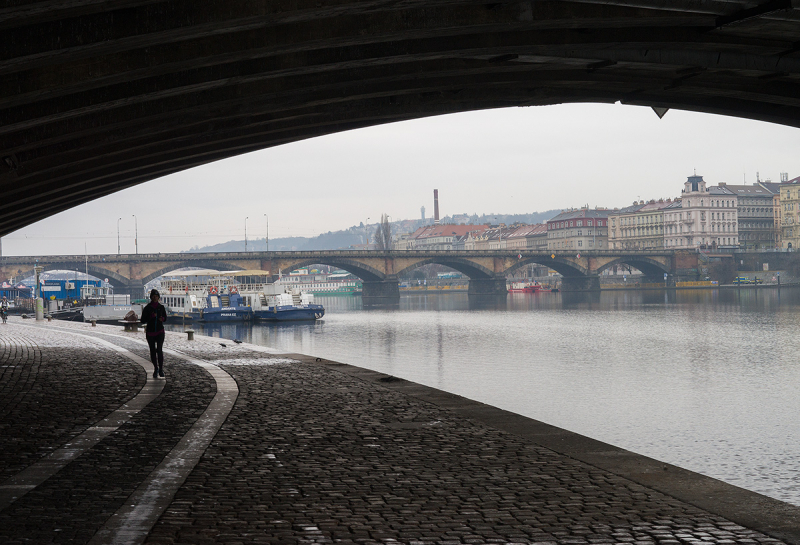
[18,263,131,289]
[140,260,242,285]
[276,258,386,283]
[6,3,800,237]
[503,257,588,278]
[594,257,670,278]
[395,257,497,280]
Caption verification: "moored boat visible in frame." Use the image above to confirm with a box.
[507,281,551,294]
[158,270,252,322]
[49,284,143,324]
[157,269,324,322]
[231,270,325,322]
[277,272,362,296]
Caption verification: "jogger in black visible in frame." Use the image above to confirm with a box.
[141,289,168,378]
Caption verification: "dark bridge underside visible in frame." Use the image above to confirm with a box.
[2,0,800,236]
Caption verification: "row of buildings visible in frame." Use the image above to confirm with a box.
[395,173,800,252]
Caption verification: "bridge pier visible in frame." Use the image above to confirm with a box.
[362,281,400,306]
[467,278,508,296]
[560,275,601,292]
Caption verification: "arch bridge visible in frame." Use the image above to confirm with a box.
[2,1,800,236]
[0,249,704,302]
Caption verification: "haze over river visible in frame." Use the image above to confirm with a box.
[168,288,800,507]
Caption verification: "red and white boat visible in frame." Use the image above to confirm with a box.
[507,281,551,293]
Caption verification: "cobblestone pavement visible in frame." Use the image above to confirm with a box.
[0,324,144,480]
[148,361,788,545]
[0,321,216,544]
[0,319,795,545]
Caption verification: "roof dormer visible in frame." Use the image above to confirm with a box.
[685,174,706,194]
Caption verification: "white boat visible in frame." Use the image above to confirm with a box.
[78,285,143,323]
[228,270,325,322]
[157,269,324,322]
[158,269,251,322]
[277,272,362,295]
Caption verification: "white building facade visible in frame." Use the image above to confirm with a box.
[608,200,672,250]
[664,175,738,249]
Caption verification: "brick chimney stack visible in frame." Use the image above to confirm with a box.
[434,189,440,225]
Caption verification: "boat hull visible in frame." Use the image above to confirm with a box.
[49,308,84,321]
[508,283,552,294]
[83,304,143,323]
[254,305,325,322]
[199,306,252,322]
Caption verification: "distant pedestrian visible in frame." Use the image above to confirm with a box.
[141,289,167,378]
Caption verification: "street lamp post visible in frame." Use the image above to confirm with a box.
[365,217,370,247]
[245,217,249,252]
[264,214,269,251]
[117,217,122,255]
[132,215,138,254]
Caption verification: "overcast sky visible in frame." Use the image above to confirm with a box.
[5,102,800,256]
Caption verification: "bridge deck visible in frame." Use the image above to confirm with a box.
[3,1,800,235]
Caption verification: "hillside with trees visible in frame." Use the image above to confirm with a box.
[184,210,561,253]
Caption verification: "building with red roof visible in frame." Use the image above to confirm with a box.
[395,224,489,251]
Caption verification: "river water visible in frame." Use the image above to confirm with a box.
[167,288,800,506]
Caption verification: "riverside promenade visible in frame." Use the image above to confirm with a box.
[1,319,799,545]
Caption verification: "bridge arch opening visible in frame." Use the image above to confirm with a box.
[504,258,588,278]
[276,260,386,283]
[395,258,497,280]
[17,265,130,291]
[140,261,243,286]
[5,2,800,237]
[594,257,670,278]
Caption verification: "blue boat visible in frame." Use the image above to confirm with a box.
[254,302,325,322]
[197,291,252,322]
[240,276,325,322]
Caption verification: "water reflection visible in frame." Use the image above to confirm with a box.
[167,287,800,506]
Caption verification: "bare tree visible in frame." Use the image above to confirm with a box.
[374,214,393,251]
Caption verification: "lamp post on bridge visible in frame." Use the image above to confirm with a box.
[132,215,138,254]
[244,217,249,252]
[264,214,269,251]
[117,217,122,255]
